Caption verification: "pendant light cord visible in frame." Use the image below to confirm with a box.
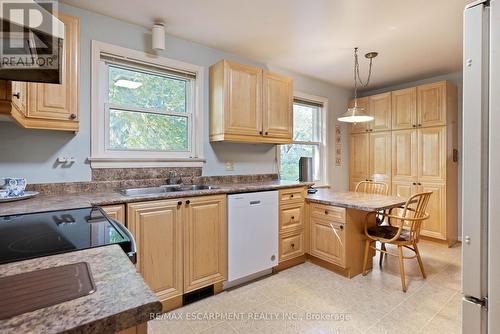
[352,47,374,106]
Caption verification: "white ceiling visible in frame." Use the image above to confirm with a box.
[62,0,470,90]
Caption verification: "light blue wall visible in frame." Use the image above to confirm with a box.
[0,4,352,189]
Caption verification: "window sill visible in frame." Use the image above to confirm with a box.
[88,157,206,169]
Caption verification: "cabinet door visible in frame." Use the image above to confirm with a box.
[369,131,391,184]
[369,92,391,131]
[184,195,227,292]
[349,97,370,134]
[418,127,446,183]
[27,13,79,123]
[349,133,369,180]
[224,61,262,136]
[392,129,417,182]
[419,183,446,240]
[310,218,345,267]
[127,200,183,302]
[392,87,416,130]
[262,71,293,140]
[417,81,446,127]
[101,205,125,224]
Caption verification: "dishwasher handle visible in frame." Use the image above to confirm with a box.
[249,200,261,206]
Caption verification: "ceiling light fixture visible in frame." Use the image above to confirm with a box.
[114,79,143,89]
[338,47,378,123]
[152,23,165,51]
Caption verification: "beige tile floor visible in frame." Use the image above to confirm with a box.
[149,241,461,334]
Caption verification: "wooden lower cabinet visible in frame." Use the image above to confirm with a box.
[419,182,447,240]
[127,200,183,303]
[127,195,227,307]
[184,195,227,292]
[277,187,307,270]
[310,218,345,267]
[100,204,125,224]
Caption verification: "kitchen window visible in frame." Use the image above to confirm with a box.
[279,93,328,184]
[90,41,204,168]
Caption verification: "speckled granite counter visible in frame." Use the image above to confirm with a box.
[0,180,310,216]
[0,245,161,334]
[306,189,408,211]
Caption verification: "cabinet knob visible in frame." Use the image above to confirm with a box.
[186,200,191,205]
[291,216,295,220]
[290,194,294,198]
[324,210,328,215]
[339,225,344,230]
[259,131,263,135]
[412,182,417,185]
[417,182,422,186]
[69,113,77,120]
[12,92,20,99]
[291,243,295,248]
[412,124,416,128]
[177,201,182,206]
[418,124,422,127]
[265,131,268,135]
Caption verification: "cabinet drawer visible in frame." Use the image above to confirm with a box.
[279,187,305,204]
[280,205,303,232]
[311,204,345,223]
[280,230,304,262]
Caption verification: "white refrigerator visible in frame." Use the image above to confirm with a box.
[462,0,500,333]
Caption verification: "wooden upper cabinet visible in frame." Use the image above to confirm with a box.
[392,129,417,182]
[127,200,183,303]
[225,61,262,137]
[27,13,79,125]
[392,87,417,130]
[417,81,447,127]
[0,12,79,132]
[184,195,227,293]
[369,131,391,184]
[349,97,370,134]
[262,71,293,140]
[209,60,293,143]
[369,92,391,131]
[418,127,446,183]
[349,133,369,179]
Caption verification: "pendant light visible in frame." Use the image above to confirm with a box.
[338,47,378,123]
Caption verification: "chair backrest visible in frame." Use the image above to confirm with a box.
[398,191,433,242]
[355,181,389,196]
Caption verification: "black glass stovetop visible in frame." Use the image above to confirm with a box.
[0,207,130,265]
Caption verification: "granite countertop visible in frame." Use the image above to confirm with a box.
[306,188,409,211]
[0,245,161,334]
[0,180,310,216]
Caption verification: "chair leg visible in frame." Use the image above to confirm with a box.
[398,246,407,292]
[379,243,386,266]
[414,242,426,279]
[362,239,371,276]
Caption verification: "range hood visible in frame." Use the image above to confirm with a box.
[0,0,64,84]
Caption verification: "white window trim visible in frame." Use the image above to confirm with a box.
[277,91,329,186]
[90,40,205,168]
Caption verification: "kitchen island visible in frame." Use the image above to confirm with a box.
[304,189,410,278]
[0,245,162,334]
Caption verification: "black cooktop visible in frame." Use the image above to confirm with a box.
[0,207,130,265]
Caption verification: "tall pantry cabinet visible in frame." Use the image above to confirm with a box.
[348,81,458,245]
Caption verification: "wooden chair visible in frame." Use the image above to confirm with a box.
[354,180,389,195]
[355,180,389,225]
[362,191,432,292]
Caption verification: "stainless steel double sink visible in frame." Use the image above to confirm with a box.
[121,184,220,196]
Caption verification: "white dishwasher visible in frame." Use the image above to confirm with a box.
[225,190,278,288]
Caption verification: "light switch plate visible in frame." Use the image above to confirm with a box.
[225,161,234,171]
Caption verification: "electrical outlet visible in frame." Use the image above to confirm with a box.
[225,161,234,171]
